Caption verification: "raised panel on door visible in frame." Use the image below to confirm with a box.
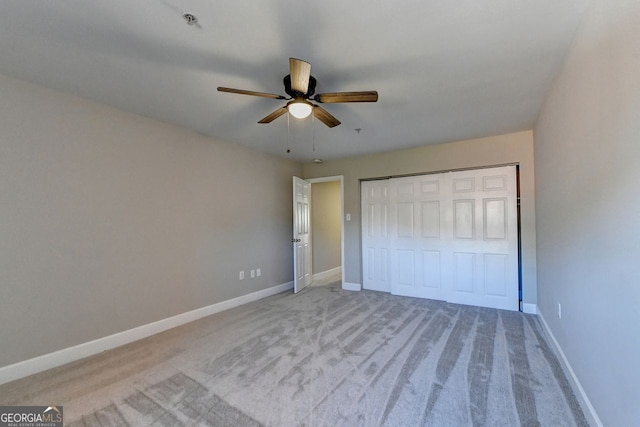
[361,180,390,292]
[422,250,441,288]
[421,201,440,238]
[484,198,507,240]
[296,244,307,281]
[397,202,415,238]
[397,250,415,287]
[453,252,476,293]
[454,199,475,239]
[484,253,508,296]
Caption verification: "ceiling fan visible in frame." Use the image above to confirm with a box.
[217,58,378,128]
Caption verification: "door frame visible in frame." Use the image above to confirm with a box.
[306,175,346,289]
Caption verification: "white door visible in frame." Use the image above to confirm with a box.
[362,180,391,292]
[446,167,518,310]
[293,177,312,293]
[363,166,519,311]
[389,175,447,301]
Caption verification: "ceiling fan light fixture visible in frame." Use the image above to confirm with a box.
[288,100,313,119]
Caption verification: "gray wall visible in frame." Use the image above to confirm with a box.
[534,1,640,425]
[311,181,341,274]
[303,131,537,304]
[0,73,302,367]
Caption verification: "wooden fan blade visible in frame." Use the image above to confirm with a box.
[313,105,341,128]
[289,58,311,94]
[258,107,288,124]
[314,91,378,103]
[218,87,286,100]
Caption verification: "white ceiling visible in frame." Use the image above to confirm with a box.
[0,0,589,162]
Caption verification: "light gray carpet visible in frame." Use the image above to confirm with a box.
[0,283,589,426]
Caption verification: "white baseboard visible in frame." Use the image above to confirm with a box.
[522,303,538,314]
[537,310,603,427]
[342,282,361,291]
[0,281,293,385]
[313,266,342,282]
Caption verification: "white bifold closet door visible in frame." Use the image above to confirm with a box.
[362,165,519,311]
[361,180,391,292]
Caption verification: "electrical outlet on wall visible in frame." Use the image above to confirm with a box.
[256,268,261,277]
[250,269,255,278]
[239,271,245,280]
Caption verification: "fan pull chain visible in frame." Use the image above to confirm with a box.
[312,107,316,152]
[286,112,291,154]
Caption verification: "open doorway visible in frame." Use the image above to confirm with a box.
[308,176,344,288]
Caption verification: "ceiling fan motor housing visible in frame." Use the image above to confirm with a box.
[284,75,316,98]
